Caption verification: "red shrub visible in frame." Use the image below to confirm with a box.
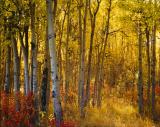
[1,91,35,127]
[1,91,78,127]
[156,85,160,95]
[62,121,76,127]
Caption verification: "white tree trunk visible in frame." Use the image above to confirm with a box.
[46,0,63,126]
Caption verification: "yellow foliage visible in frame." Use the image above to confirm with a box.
[65,96,158,127]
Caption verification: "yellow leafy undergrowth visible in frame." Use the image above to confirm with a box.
[64,96,159,127]
[45,90,159,127]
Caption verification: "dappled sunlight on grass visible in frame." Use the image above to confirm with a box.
[112,99,136,116]
[79,97,157,127]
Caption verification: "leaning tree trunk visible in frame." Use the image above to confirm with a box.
[97,0,111,107]
[86,0,101,105]
[138,22,143,115]
[46,0,63,126]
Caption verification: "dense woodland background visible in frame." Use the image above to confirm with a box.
[0,0,160,127]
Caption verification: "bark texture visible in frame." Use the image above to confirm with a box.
[46,0,63,126]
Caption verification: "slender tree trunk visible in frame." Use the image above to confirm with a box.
[97,0,111,107]
[138,22,143,115]
[0,32,1,84]
[0,34,1,127]
[4,46,11,122]
[145,26,151,107]
[78,0,82,107]
[86,0,101,105]
[24,25,29,94]
[24,26,29,94]
[86,18,95,106]
[159,49,160,87]
[30,1,39,124]
[24,25,29,66]
[41,25,50,112]
[58,12,66,89]
[12,35,20,94]
[12,33,20,111]
[4,19,11,94]
[65,0,71,104]
[93,46,101,107]
[151,22,156,120]
[46,0,63,126]
[19,32,29,95]
[41,25,51,127]
[78,0,87,118]
[41,63,48,112]
[4,46,11,94]
[80,0,89,107]
[82,0,88,94]
[30,1,38,95]
[2,49,5,89]
[46,25,51,114]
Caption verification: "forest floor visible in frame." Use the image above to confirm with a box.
[62,91,160,127]
[1,90,160,127]
[79,97,159,127]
